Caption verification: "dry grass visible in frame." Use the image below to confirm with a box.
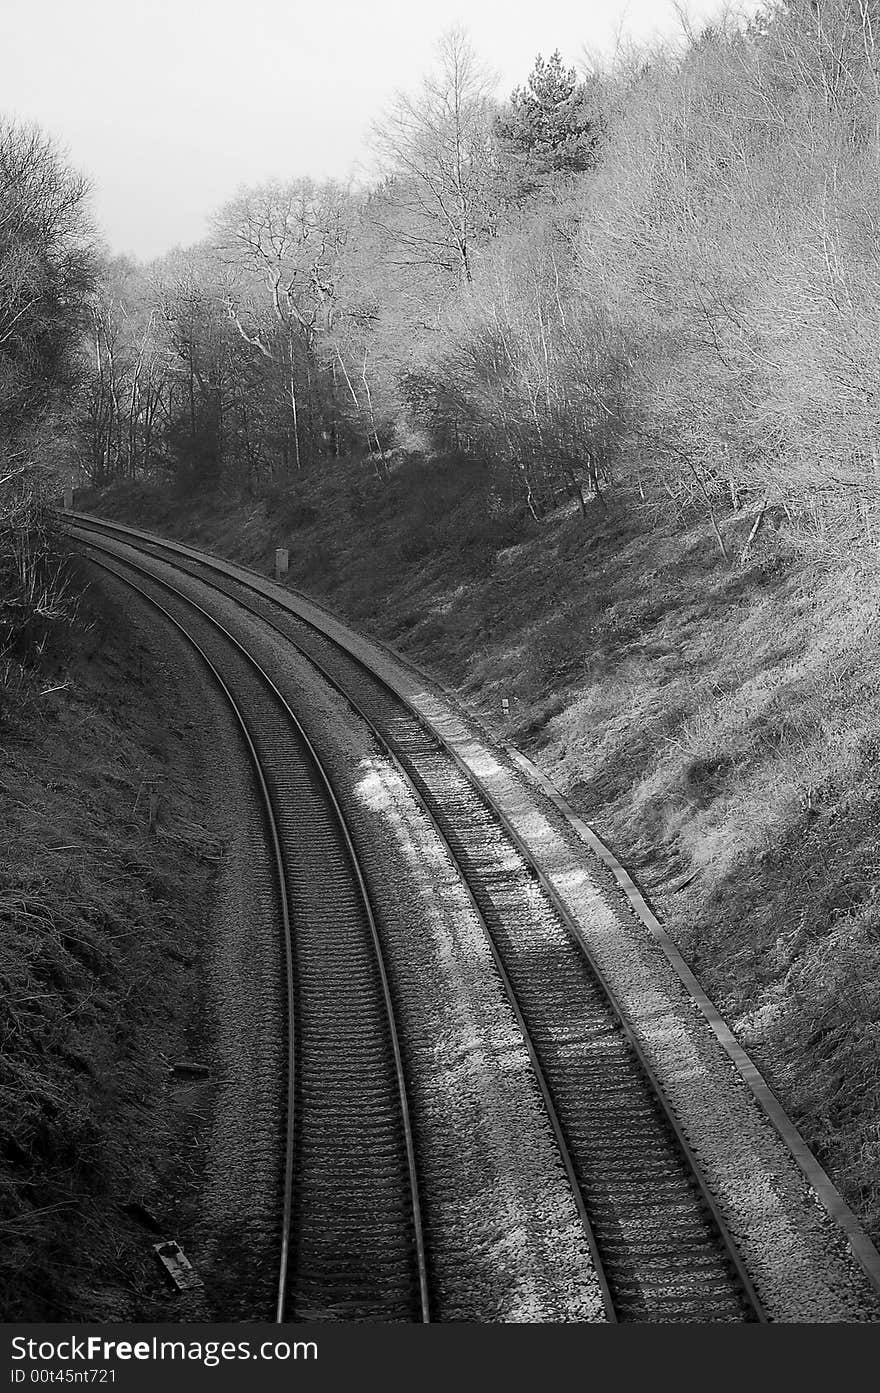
[86,464,880,1242]
[0,562,221,1319]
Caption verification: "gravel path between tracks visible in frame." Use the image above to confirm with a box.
[110,543,609,1322]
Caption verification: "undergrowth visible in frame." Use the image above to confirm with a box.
[0,566,220,1319]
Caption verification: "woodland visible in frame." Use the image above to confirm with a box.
[5,3,880,556]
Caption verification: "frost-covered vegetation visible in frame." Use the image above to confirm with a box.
[74,2,880,556]
[0,119,93,692]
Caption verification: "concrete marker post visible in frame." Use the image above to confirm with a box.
[274,547,289,582]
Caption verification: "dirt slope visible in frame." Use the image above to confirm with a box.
[1,559,220,1319]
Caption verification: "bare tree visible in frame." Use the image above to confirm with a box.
[83,258,168,482]
[0,119,93,441]
[0,119,94,653]
[150,248,233,486]
[370,28,497,283]
[212,179,353,469]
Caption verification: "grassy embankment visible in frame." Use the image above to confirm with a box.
[1,552,220,1319]
[83,459,880,1246]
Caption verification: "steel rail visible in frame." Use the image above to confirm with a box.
[92,534,617,1320]
[66,512,880,1310]
[84,548,431,1324]
[86,554,298,1322]
[266,596,767,1321]
[74,520,763,1321]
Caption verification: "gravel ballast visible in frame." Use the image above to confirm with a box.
[75,521,880,1322]
[93,565,288,1320]
[87,537,608,1322]
[187,542,880,1324]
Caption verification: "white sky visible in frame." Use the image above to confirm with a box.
[0,0,760,261]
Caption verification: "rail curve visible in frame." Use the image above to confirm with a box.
[85,549,430,1324]
[72,514,771,1323]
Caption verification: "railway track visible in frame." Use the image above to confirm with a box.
[71,514,769,1323]
[86,550,430,1324]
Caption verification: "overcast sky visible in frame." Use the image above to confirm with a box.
[0,0,759,261]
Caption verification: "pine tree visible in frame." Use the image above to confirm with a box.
[494,52,603,205]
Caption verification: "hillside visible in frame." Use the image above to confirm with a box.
[82,457,880,1249]
[1,557,220,1318]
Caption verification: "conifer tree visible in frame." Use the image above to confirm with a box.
[494,51,603,205]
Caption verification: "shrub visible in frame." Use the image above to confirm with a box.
[0,460,73,669]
